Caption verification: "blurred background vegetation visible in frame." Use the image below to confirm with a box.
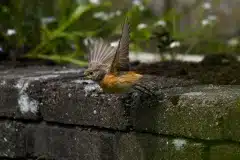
[0,0,239,66]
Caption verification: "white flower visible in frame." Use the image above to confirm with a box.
[155,20,166,27]
[132,0,145,11]
[170,41,180,48]
[202,2,211,10]
[6,29,16,36]
[132,0,141,6]
[137,23,147,30]
[93,11,109,21]
[0,47,3,52]
[207,15,217,21]
[83,37,94,46]
[109,12,116,19]
[41,17,56,25]
[227,38,239,47]
[139,6,145,11]
[104,11,122,19]
[89,0,100,5]
[110,40,119,47]
[201,19,210,26]
[201,15,217,27]
[115,10,122,16]
[93,10,121,20]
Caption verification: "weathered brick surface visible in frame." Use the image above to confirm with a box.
[25,124,116,160]
[29,73,196,130]
[0,83,19,118]
[0,67,84,120]
[223,96,240,141]
[0,121,25,158]
[118,133,205,160]
[132,85,240,140]
[2,67,240,159]
[38,80,129,130]
[0,67,197,130]
[209,144,240,160]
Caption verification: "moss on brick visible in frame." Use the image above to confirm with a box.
[118,133,205,160]
[133,85,240,141]
[210,144,240,160]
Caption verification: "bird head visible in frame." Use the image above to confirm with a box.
[84,68,107,82]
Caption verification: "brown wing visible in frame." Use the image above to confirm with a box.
[110,17,130,74]
[87,38,117,72]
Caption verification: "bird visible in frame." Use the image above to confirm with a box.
[83,16,155,96]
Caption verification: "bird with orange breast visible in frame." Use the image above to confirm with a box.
[84,17,155,96]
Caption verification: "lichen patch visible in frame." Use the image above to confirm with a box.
[14,74,59,114]
[172,139,187,150]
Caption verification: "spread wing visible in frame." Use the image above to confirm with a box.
[110,17,130,74]
[87,38,117,72]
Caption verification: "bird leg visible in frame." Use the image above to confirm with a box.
[133,83,158,98]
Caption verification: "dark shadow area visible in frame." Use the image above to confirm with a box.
[133,54,240,85]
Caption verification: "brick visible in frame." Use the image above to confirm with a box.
[223,96,240,141]
[132,85,240,140]
[24,124,116,160]
[118,133,205,160]
[0,121,25,158]
[0,67,197,130]
[38,74,196,130]
[0,67,84,120]
[38,80,129,130]
[0,83,19,118]
[209,144,240,160]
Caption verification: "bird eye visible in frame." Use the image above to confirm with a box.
[88,71,93,76]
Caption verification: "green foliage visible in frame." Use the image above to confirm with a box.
[0,0,128,65]
[0,0,239,65]
[25,1,128,65]
[153,0,240,57]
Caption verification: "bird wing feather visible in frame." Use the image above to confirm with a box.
[110,17,130,74]
[88,38,117,72]
[86,16,130,73]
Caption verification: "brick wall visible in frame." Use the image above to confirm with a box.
[0,67,240,159]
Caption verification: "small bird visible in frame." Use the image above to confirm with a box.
[84,17,155,96]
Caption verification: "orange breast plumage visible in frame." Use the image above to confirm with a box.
[100,72,143,93]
